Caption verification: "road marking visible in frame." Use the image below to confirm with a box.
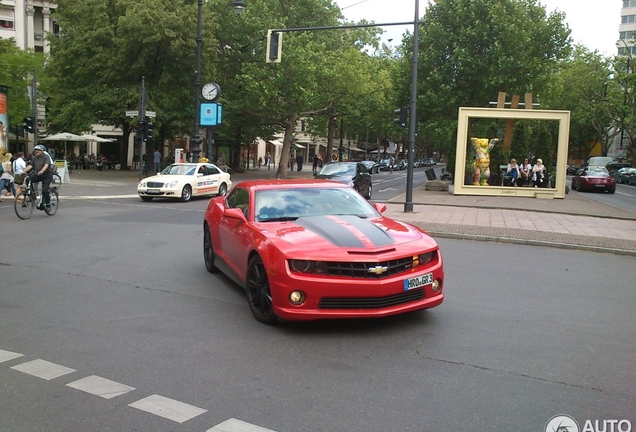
[11,359,76,380]
[207,418,278,432]
[0,349,24,363]
[129,394,207,423]
[67,375,135,399]
[60,194,140,200]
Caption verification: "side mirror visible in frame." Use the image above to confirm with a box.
[373,203,387,213]
[224,207,247,222]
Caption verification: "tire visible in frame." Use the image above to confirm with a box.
[140,196,154,202]
[608,188,616,194]
[203,223,219,273]
[14,191,34,220]
[44,190,59,216]
[245,255,277,324]
[365,182,372,200]
[217,183,228,197]
[180,185,192,202]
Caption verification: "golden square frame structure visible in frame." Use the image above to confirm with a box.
[452,107,570,199]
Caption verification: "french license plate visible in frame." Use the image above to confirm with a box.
[404,272,433,291]
[594,184,605,188]
[147,188,161,194]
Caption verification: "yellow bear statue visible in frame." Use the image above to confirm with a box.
[471,138,498,186]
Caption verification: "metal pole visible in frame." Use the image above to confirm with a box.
[138,76,146,181]
[32,69,38,147]
[206,127,213,161]
[192,0,203,163]
[404,0,419,212]
[339,118,344,162]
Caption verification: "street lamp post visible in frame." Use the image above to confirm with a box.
[404,0,419,212]
[192,0,246,163]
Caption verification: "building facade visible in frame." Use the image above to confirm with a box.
[0,0,57,53]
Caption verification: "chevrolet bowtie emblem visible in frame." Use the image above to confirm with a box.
[368,265,388,275]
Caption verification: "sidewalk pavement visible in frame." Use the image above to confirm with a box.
[59,166,636,256]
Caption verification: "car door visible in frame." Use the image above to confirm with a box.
[202,164,223,196]
[218,187,251,279]
[355,163,370,196]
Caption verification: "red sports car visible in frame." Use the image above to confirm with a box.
[203,179,444,324]
[571,169,616,193]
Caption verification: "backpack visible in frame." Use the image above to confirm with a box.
[45,153,58,174]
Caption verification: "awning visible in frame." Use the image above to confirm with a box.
[268,139,284,146]
[348,145,366,152]
[293,143,306,149]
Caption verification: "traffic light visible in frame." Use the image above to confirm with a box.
[137,119,146,132]
[23,117,35,133]
[393,107,407,128]
[144,121,154,141]
[266,30,282,63]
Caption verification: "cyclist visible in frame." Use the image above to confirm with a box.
[22,145,53,211]
[388,155,395,174]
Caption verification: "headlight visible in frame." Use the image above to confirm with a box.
[414,252,435,267]
[138,182,146,187]
[289,260,328,274]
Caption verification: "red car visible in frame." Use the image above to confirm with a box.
[571,169,616,194]
[203,179,444,324]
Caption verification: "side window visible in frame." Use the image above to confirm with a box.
[198,165,207,176]
[226,188,250,218]
[358,163,368,174]
[206,164,221,175]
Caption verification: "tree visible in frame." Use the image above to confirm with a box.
[610,49,636,164]
[395,0,572,171]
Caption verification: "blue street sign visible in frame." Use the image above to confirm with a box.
[201,103,222,126]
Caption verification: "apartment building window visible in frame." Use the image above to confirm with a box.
[623,0,636,8]
[300,120,306,132]
[0,19,14,29]
[620,31,635,39]
[622,14,636,24]
[618,46,636,55]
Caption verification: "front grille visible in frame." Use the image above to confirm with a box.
[321,257,416,278]
[319,288,424,309]
[147,182,164,187]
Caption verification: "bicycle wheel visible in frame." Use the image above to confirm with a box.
[51,173,62,190]
[45,190,59,216]
[14,191,35,220]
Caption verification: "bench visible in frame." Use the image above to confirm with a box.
[499,165,516,186]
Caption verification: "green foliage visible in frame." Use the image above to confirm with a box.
[0,39,43,128]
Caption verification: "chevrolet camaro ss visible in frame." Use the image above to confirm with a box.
[138,163,232,202]
[203,179,444,324]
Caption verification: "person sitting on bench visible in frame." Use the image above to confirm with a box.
[505,158,519,186]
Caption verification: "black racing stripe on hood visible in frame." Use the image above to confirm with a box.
[295,215,394,248]
[336,215,395,247]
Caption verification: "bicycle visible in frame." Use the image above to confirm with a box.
[14,172,59,220]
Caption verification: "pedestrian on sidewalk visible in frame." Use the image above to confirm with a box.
[153,149,162,174]
[312,154,319,172]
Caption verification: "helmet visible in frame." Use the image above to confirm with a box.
[34,144,46,151]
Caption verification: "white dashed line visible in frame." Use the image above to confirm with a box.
[11,359,76,380]
[207,418,278,432]
[128,394,207,423]
[0,349,24,363]
[66,375,135,399]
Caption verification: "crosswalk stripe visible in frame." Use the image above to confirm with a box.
[66,375,135,399]
[207,418,278,432]
[128,394,207,423]
[10,359,76,380]
[0,349,24,363]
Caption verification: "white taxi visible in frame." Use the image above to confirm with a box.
[138,163,232,202]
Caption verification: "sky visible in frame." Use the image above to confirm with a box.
[334,0,622,57]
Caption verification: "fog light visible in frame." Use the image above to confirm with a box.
[431,279,442,292]
[289,291,306,305]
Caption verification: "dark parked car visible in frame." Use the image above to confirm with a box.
[377,159,391,171]
[314,162,372,199]
[395,159,407,170]
[567,165,580,175]
[571,169,616,194]
[615,167,636,184]
[360,160,380,174]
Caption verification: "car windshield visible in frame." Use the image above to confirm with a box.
[318,163,356,176]
[161,164,197,176]
[255,187,379,222]
[585,170,610,177]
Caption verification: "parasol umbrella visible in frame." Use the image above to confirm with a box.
[40,132,88,158]
[80,134,116,156]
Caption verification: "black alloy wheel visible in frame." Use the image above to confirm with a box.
[245,256,277,324]
[203,223,219,273]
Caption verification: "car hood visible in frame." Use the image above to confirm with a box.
[261,215,431,251]
[314,174,353,181]
[142,174,189,183]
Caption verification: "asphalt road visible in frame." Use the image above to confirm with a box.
[0,197,634,432]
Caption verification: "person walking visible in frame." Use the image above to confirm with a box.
[296,153,303,172]
[312,154,319,172]
[0,152,16,201]
[153,149,162,174]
